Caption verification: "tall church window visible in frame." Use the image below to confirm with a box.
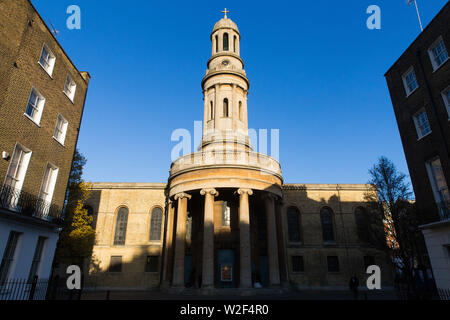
[233,35,237,53]
[223,98,229,117]
[320,207,335,242]
[215,35,218,53]
[210,101,214,120]
[149,207,163,241]
[287,207,301,242]
[114,207,128,245]
[238,101,242,120]
[223,33,229,51]
[355,207,370,243]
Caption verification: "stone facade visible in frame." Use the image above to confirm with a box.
[85,183,392,290]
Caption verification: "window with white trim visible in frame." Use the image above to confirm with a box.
[63,75,77,102]
[428,36,448,71]
[28,237,47,282]
[53,114,68,145]
[425,157,450,220]
[38,44,56,76]
[442,86,450,119]
[4,143,32,194]
[25,88,45,125]
[413,109,431,139]
[402,67,419,96]
[38,163,59,205]
[0,231,22,284]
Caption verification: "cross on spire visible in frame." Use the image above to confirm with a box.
[222,8,229,18]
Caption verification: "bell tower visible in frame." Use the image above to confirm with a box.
[201,9,251,151]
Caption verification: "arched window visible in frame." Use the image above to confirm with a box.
[210,101,214,120]
[223,33,229,51]
[238,101,242,120]
[355,207,370,243]
[215,35,218,53]
[149,207,163,241]
[287,207,301,242]
[233,36,237,53]
[320,207,335,242]
[223,98,229,117]
[114,207,128,245]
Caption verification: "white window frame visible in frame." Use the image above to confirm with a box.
[3,143,32,198]
[0,231,23,283]
[38,43,56,77]
[425,157,450,220]
[412,108,432,140]
[38,163,59,205]
[24,88,45,126]
[63,75,77,102]
[53,114,68,146]
[441,86,450,120]
[428,36,449,71]
[402,67,419,97]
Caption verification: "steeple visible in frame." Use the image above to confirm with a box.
[201,11,251,151]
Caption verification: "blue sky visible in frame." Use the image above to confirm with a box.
[32,0,448,185]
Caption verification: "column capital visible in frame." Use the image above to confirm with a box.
[237,188,253,196]
[174,192,192,201]
[200,188,219,197]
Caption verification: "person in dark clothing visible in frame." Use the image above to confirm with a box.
[349,275,360,300]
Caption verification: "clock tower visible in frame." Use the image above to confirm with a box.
[201,9,251,151]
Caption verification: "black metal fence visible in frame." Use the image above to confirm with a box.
[45,275,83,300]
[438,288,450,301]
[0,184,63,225]
[0,277,48,300]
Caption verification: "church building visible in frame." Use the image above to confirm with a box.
[84,12,393,293]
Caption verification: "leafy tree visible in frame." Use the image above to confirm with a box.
[364,156,425,295]
[54,150,95,268]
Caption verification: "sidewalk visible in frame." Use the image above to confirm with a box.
[81,289,398,300]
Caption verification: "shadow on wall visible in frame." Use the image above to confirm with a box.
[75,184,394,291]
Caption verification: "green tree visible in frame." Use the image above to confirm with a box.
[54,150,95,268]
[364,156,425,296]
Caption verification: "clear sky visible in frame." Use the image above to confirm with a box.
[32,0,448,186]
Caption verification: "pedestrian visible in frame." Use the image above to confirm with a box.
[349,275,359,300]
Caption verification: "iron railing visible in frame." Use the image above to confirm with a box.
[0,184,63,225]
[0,277,48,300]
[438,288,450,301]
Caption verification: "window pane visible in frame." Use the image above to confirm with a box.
[292,256,304,272]
[355,207,370,243]
[109,256,122,272]
[145,256,159,273]
[222,201,230,226]
[287,207,301,242]
[28,237,46,282]
[327,256,339,272]
[114,207,128,245]
[149,207,163,241]
[223,33,229,51]
[321,208,335,242]
[0,232,21,283]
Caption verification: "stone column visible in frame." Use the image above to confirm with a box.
[264,193,281,286]
[200,188,219,288]
[172,192,191,287]
[238,188,253,288]
[162,200,175,285]
[214,84,220,131]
